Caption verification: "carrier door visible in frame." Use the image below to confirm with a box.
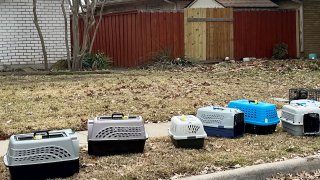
[234,113,245,137]
[303,113,320,134]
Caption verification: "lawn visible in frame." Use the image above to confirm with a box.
[1,60,320,137]
[1,60,320,179]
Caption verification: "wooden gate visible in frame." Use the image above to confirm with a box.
[184,8,234,61]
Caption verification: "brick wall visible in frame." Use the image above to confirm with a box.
[303,0,320,56]
[0,0,70,70]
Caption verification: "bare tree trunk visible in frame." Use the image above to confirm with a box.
[89,0,106,53]
[32,0,48,70]
[61,0,71,70]
[69,0,104,70]
[80,0,93,56]
[79,0,98,58]
[71,0,80,71]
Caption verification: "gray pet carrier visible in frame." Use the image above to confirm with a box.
[3,129,79,180]
[87,113,148,155]
[281,104,320,136]
[196,106,245,138]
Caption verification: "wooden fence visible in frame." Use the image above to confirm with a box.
[234,10,297,60]
[184,8,234,61]
[75,9,297,67]
[81,11,184,67]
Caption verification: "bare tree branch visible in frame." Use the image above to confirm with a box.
[32,0,48,70]
[79,0,85,13]
[89,0,107,53]
[79,0,96,59]
[61,0,71,70]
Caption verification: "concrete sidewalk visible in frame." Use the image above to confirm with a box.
[0,122,170,157]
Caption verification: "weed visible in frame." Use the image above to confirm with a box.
[272,43,289,59]
[152,49,192,69]
[82,52,112,70]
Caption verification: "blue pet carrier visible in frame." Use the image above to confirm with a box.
[227,100,279,134]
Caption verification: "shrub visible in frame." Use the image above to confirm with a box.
[272,43,289,59]
[153,48,173,64]
[82,52,112,70]
[82,53,94,70]
[153,49,192,67]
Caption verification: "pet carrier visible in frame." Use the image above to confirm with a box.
[290,99,320,108]
[87,113,148,155]
[281,104,320,136]
[3,129,79,180]
[289,88,320,102]
[169,115,207,149]
[227,100,279,134]
[196,106,245,138]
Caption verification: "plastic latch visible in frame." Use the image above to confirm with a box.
[181,115,187,121]
[122,116,129,120]
[33,135,42,140]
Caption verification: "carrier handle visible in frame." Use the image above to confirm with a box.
[248,100,258,104]
[111,113,124,119]
[296,103,306,106]
[33,130,49,137]
[212,107,225,110]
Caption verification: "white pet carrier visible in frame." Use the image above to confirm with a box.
[169,115,207,149]
[281,104,320,136]
[3,129,79,180]
[87,113,148,155]
[196,106,245,138]
[290,99,320,108]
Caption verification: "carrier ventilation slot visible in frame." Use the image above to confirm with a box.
[183,124,200,134]
[199,114,224,125]
[13,146,71,162]
[282,111,295,122]
[95,127,142,139]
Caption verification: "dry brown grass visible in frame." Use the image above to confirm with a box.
[268,170,320,180]
[1,130,320,179]
[1,60,320,137]
[2,60,320,179]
